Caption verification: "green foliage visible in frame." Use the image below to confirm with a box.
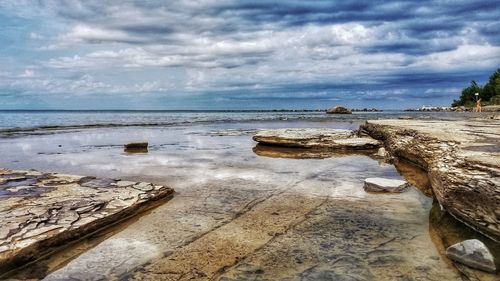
[452,68,500,107]
[490,95,500,105]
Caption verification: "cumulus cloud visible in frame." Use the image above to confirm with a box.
[0,0,499,109]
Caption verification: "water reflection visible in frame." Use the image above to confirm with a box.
[429,201,500,269]
[252,144,376,159]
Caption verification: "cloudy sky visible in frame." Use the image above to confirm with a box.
[1,1,499,109]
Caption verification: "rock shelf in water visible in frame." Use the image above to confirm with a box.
[0,168,173,273]
[253,128,381,150]
[361,118,500,241]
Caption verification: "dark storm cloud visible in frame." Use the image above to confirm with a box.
[0,0,499,109]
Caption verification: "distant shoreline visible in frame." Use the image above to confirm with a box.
[0,109,389,113]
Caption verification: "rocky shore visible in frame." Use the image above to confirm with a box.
[0,169,173,274]
[361,118,500,241]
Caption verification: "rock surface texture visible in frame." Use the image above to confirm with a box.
[446,239,496,272]
[361,118,500,241]
[0,168,173,272]
[364,177,409,193]
[253,128,381,150]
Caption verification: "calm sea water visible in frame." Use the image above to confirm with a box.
[0,110,467,130]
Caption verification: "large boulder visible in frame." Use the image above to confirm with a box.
[327,106,352,114]
[363,177,409,193]
[253,128,380,150]
[446,239,496,272]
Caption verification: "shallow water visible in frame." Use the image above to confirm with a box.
[0,118,498,280]
[0,110,471,131]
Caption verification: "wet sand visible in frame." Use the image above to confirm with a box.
[0,121,497,280]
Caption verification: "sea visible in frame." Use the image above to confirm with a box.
[0,110,467,130]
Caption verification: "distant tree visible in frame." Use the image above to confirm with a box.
[452,80,482,107]
[452,68,500,107]
[482,69,500,101]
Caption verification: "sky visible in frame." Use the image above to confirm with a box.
[0,0,499,110]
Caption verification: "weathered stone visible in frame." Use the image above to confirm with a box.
[376,147,389,158]
[115,180,136,188]
[0,168,174,272]
[363,178,409,193]
[80,178,116,188]
[326,106,352,114]
[252,144,375,159]
[361,119,500,241]
[253,128,380,150]
[133,182,154,192]
[124,142,148,153]
[446,239,496,272]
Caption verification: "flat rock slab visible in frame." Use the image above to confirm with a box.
[253,128,381,149]
[446,239,496,273]
[361,118,500,241]
[364,177,409,193]
[0,168,173,272]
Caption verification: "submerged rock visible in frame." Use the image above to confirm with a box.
[446,239,496,272]
[124,142,148,153]
[363,178,409,193]
[326,106,352,114]
[252,144,375,159]
[253,128,380,150]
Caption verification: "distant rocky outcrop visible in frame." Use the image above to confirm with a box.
[253,128,380,150]
[326,106,352,114]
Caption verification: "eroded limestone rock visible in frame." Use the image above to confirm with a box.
[363,178,409,193]
[0,168,173,272]
[446,239,496,273]
[253,128,381,150]
[361,119,500,241]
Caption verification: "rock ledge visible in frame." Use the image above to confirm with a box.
[361,119,500,241]
[253,128,380,150]
[0,168,173,273]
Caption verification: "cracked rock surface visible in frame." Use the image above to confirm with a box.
[0,168,173,272]
[361,118,500,241]
[253,128,381,149]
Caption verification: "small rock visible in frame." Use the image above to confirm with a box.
[376,147,388,158]
[115,180,136,188]
[133,182,154,192]
[80,178,116,188]
[446,239,496,273]
[326,106,352,114]
[363,178,409,193]
[124,142,148,153]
